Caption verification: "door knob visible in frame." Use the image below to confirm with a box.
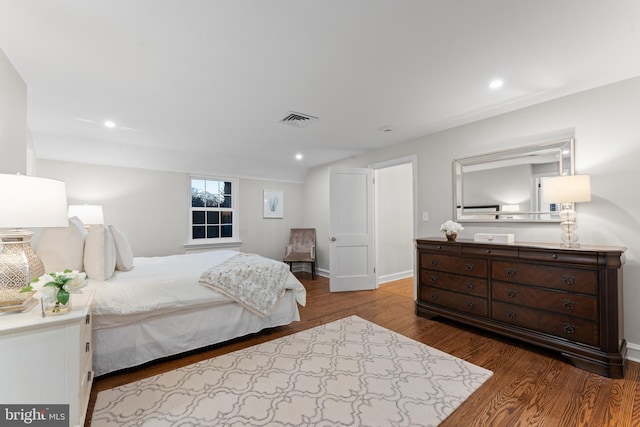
[330,237,337,241]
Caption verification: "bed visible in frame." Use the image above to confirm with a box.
[86,250,305,376]
[34,220,306,377]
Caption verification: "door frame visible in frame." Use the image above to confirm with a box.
[370,155,418,294]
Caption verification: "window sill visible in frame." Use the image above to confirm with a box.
[183,240,242,253]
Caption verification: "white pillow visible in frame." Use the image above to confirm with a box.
[108,225,134,271]
[35,216,87,273]
[84,224,116,280]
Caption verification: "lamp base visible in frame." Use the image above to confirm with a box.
[0,297,38,313]
[559,205,580,248]
[0,230,44,313]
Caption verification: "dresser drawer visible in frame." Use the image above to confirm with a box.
[492,261,598,295]
[417,242,461,254]
[463,245,519,258]
[421,286,488,316]
[492,301,599,347]
[519,248,598,266]
[420,253,487,278]
[492,281,598,320]
[421,269,487,297]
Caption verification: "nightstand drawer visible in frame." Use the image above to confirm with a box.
[492,301,599,346]
[421,286,488,316]
[0,290,95,427]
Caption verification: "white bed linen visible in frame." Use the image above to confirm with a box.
[87,250,305,320]
[87,250,306,376]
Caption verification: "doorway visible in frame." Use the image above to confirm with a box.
[372,156,416,286]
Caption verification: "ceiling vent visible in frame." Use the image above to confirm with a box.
[280,111,318,128]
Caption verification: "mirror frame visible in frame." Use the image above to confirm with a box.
[453,137,575,223]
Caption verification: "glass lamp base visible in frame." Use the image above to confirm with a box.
[559,208,579,247]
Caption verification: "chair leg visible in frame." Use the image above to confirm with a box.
[311,261,315,280]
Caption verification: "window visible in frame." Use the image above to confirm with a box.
[189,176,237,243]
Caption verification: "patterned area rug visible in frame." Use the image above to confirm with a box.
[92,316,492,427]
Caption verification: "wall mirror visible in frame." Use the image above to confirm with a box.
[453,138,574,223]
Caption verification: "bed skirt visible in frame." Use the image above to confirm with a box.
[92,289,300,376]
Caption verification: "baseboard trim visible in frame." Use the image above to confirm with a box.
[289,264,329,278]
[626,341,640,363]
[378,270,414,285]
[290,266,412,283]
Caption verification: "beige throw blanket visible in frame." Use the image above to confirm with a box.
[199,253,290,318]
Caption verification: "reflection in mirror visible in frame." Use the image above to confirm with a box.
[453,138,574,222]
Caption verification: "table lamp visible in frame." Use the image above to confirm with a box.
[543,174,591,248]
[0,174,68,312]
[68,204,104,228]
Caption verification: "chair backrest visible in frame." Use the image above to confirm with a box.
[288,228,316,252]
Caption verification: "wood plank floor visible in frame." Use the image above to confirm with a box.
[86,273,640,426]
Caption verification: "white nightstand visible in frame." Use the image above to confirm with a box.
[0,290,95,427]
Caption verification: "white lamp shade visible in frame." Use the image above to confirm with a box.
[0,174,68,228]
[68,204,104,225]
[543,175,591,204]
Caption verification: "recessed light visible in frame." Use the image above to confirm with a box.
[295,153,303,161]
[104,120,116,128]
[489,79,504,90]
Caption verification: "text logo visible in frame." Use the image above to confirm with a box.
[0,405,69,426]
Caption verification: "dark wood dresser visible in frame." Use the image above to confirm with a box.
[415,237,626,378]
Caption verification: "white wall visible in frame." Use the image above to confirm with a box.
[303,76,640,356]
[36,159,305,260]
[0,49,27,174]
[376,163,414,283]
[236,178,305,262]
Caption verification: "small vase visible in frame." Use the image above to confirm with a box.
[42,297,72,316]
[445,232,457,242]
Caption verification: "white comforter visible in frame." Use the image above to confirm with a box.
[86,250,306,317]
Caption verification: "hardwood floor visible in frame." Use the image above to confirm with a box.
[86,273,640,426]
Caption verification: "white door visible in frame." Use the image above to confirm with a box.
[329,167,376,292]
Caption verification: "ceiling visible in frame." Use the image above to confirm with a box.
[1,1,640,182]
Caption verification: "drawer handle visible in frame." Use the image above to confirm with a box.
[465,264,475,271]
[430,275,438,283]
[506,268,517,278]
[431,259,438,266]
[466,301,475,309]
[466,282,474,290]
[563,324,576,334]
[86,314,91,325]
[486,249,491,254]
[436,245,442,250]
[88,371,93,382]
[86,342,90,353]
[506,311,517,319]
[562,275,576,286]
[431,294,438,300]
[552,254,558,259]
[562,300,576,311]
[507,290,518,298]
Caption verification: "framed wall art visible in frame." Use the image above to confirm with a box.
[263,190,284,218]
